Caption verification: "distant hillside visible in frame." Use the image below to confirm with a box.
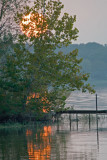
[58,42,107,86]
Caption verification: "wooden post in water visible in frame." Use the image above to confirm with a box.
[96,93,99,144]
[96,117,99,150]
[89,114,91,130]
[56,114,59,131]
[76,114,78,130]
[96,94,98,121]
[96,94,98,112]
[69,114,71,131]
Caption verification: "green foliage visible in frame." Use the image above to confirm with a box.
[0,0,95,122]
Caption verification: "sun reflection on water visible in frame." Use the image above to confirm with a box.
[26,126,51,160]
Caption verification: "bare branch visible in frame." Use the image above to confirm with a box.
[0,0,27,39]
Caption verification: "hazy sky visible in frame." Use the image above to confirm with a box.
[61,0,107,44]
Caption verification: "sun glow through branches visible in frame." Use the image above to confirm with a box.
[20,13,48,37]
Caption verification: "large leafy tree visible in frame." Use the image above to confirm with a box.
[16,0,94,110]
[0,0,95,121]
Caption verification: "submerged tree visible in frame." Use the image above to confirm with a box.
[0,0,95,121]
[17,0,94,110]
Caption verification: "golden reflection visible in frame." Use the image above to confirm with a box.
[26,129,32,136]
[26,126,51,160]
[20,13,48,37]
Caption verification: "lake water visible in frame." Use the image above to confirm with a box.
[65,87,107,110]
[1,88,107,160]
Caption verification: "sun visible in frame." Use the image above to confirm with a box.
[20,13,48,37]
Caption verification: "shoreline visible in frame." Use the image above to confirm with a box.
[0,119,54,130]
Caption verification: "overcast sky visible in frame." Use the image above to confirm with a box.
[61,0,107,44]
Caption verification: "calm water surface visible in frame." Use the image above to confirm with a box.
[1,88,107,160]
[65,87,107,110]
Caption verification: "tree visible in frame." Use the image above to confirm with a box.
[0,0,29,58]
[16,0,94,110]
[0,43,29,121]
[0,0,29,37]
[0,0,29,121]
[0,0,95,121]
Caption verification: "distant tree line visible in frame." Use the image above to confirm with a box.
[59,42,107,83]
